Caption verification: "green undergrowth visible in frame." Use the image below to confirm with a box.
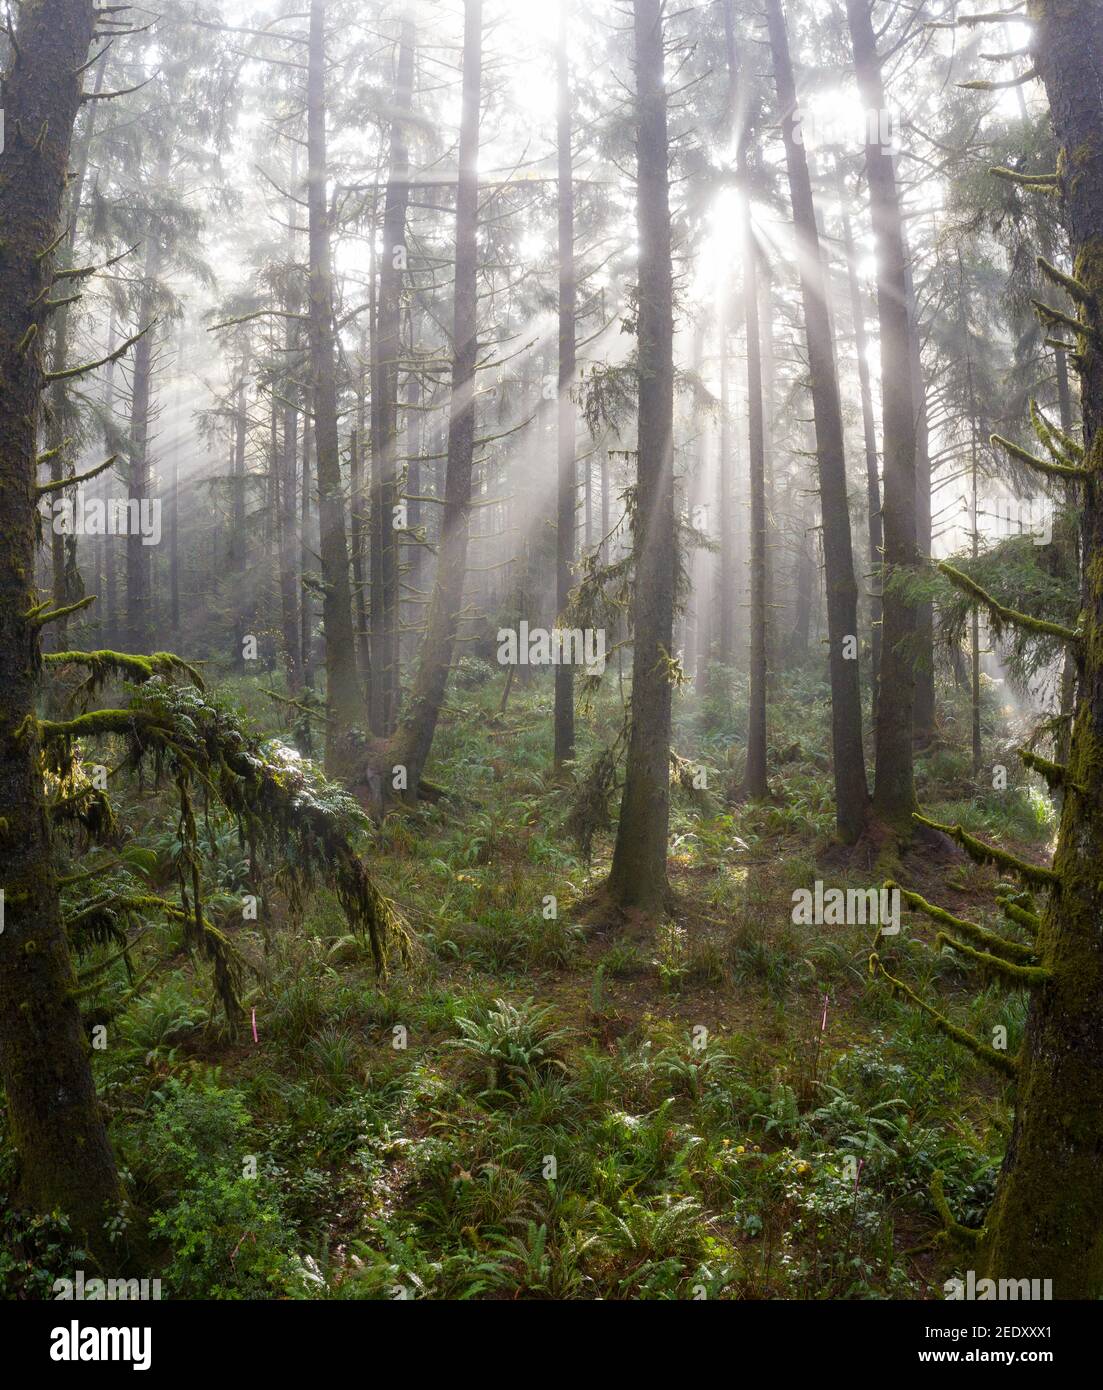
[0,661,1051,1299]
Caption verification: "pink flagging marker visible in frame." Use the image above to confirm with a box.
[854,1157,865,1194]
[820,993,829,1032]
[251,1008,258,1044]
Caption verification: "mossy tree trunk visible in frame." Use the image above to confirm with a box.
[0,0,121,1253]
[606,0,675,913]
[981,0,1103,1297]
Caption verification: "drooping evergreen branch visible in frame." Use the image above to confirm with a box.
[53,241,139,282]
[934,931,1051,985]
[1019,748,1084,794]
[990,166,1058,190]
[958,67,1038,90]
[884,880,1037,961]
[938,561,1081,645]
[870,953,1019,1078]
[999,897,1042,933]
[1031,297,1101,346]
[1029,399,1083,465]
[36,454,119,495]
[40,680,409,982]
[26,595,96,629]
[1036,255,1096,308]
[913,812,1061,889]
[44,321,155,382]
[44,649,205,700]
[990,431,1091,481]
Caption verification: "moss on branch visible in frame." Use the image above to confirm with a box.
[938,561,1081,645]
[913,812,1060,890]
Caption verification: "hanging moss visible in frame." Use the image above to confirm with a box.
[934,931,1052,985]
[885,879,1038,961]
[35,676,410,1018]
[913,811,1061,889]
[1019,747,1084,793]
[870,952,1019,1079]
[938,560,1081,645]
[43,648,205,703]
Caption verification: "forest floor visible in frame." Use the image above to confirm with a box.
[1,659,1054,1299]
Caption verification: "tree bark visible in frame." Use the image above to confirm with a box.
[306,0,365,772]
[387,0,482,798]
[0,0,121,1255]
[767,0,868,839]
[846,0,919,831]
[980,0,1103,1296]
[835,158,882,720]
[554,3,576,770]
[370,16,415,736]
[606,0,676,912]
[741,189,768,800]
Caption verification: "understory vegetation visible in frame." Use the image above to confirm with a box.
[2,661,1050,1300]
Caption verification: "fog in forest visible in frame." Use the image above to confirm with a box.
[1,0,1101,1330]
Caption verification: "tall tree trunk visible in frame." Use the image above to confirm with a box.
[767,0,868,839]
[350,421,371,695]
[741,188,768,799]
[306,0,364,772]
[300,415,316,690]
[103,307,119,648]
[0,0,121,1254]
[387,0,482,798]
[718,310,736,664]
[846,0,919,831]
[229,351,248,571]
[370,16,415,736]
[43,52,107,650]
[606,0,675,912]
[981,0,1103,1294]
[554,2,576,769]
[279,307,302,690]
[908,251,936,745]
[125,228,166,654]
[836,157,882,719]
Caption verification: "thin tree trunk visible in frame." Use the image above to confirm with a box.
[741,187,768,800]
[908,250,936,745]
[229,351,248,571]
[103,307,119,647]
[126,220,167,654]
[554,2,576,769]
[606,0,675,912]
[300,415,316,690]
[279,310,302,691]
[718,309,736,664]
